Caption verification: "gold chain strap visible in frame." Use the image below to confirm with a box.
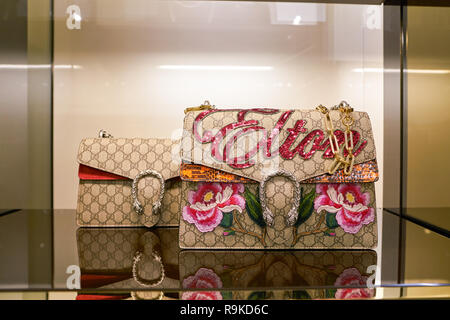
[316,101,355,176]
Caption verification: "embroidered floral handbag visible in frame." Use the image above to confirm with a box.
[76,132,181,227]
[179,101,379,249]
[179,250,377,300]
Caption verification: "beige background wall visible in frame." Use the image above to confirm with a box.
[52,1,384,289]
[0,0,52,210]
[407,7,450,208]
[403,6,450,290]
[53,0,384,211]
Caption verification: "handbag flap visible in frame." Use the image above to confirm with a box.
[181,108,378,183]
[77,228,178,277]
[77,138,180,180]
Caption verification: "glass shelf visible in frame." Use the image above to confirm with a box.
[0,209,448,299]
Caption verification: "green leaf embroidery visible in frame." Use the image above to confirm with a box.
[222,229,235,236]
[244,187,266,228]
[295,188,315,227]
[220,271,233,288]
[292,290,312,300]
[326,272,338,285]
[324,229,337,237]
[247,291,267,300]
[221,291,233,300]
[325,212,339,229]
[325,288,337,299]
[219,212,233,228]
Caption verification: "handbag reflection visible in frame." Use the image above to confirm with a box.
[179,250,377,300]
[179,101,379,249]
[76,228,179,290]
[76,131,181,227]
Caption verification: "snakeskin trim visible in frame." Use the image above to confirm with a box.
[180,163,254,183]
[180,161,378,184]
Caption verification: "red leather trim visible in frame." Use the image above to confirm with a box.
[76,294,130,300]
[78,164,129,181]
[80,273,131,288]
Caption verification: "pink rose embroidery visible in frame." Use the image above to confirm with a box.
[181,267,223,300]
[334,268,375,299]
[182,182,245,233]
[314,184,375,234]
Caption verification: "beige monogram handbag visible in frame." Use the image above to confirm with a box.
[76,131,181,227]
[77,228,179,290]
[179,101,379,249]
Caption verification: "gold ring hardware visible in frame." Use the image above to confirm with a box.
[132,250,165,288]
[184,100,216,114]
[342,115,354,127]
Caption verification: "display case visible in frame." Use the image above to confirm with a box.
[0,0,448,300]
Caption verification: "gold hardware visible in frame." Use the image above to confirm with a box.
[316,101,356,176]
[316,104,328,114]
[328,134,340,155]
[184,100,215,114]
[344,153,355,175]
[328,155,343,175]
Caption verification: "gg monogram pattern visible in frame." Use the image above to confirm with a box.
[179,179,377,249]
[76,138,181,227]
[77,228,180,290]
[78,228,145,271]
[77,178,181,227]
[78,138,180,180]
[181,109,378,183]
